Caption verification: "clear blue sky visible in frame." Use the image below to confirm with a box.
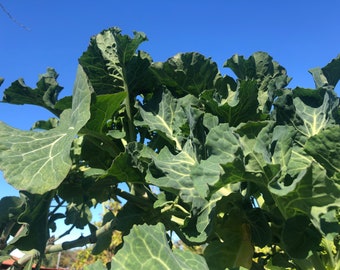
[1,1,340,196]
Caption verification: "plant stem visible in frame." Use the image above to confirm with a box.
[115,187,152,208]
[45,219,116,253]
[122,70,136,143]
[310,251,326,270]
[48,198,65,217]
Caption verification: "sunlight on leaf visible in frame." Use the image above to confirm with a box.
[0,66,92,194]
[111,223,209,270]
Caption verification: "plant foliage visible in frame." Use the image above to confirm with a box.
[1,27,340,269]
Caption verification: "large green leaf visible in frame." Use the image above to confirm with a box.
[13,192,53,254]
[270,163,339,221]
[105,142,154,184]
[201,80,261,126]
[135,89,188,150]
[150,52,219,97]
[84,260,107,270]
[224,51,291,113]
[0,66,92,194]
[293,92,339,137]
[204,209,253,270]
[146,124,241,243]
[84,92,127,133]
[282,215,322,259]
[79,27,152,95]
[2,68,63,116]
[110,223,209,270]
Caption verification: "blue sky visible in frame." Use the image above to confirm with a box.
[1,0,340,214]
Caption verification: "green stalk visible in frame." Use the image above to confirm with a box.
[310,251,326,270]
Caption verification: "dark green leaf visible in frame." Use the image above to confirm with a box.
[224,52,291,113]
[204,209,253,270]
[150,52,218,97]
[282,215,322,259]
[309,54,340,88]
[65,202,92,229]
[85,92,127,133]
[2,68,63,116]
[13,192,53,254]
[0,196,25,223]
[79,27,151,95]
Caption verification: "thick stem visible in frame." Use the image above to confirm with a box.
[45,219,116,253]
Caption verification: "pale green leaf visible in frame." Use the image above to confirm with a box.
[205,123,241,164]
[110,223,209,270]
[0,66,92,194]
[84,260,107,270]
[294,92,338,137]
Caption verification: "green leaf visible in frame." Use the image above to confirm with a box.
[0,65,92,194]
[150,52,218,97]
[309,54,340,88]
[305,126,340,175]
[201,80,261,126]
[179,192,224,244]
[0,196,25,223]
[270,162,340,226]
[105,142,150,184]
[110,223,209,270]
[293,92,339,137]
[147,138,229,203]
[2,68,63,116]
[146,142,200,201]
[79,27,151,95]
[204,210,253,270]
[64,202,92,229]
[282,215,322,259]
[224,51,291,113]
[246,208,271,247]
[135,89,188,150]
[85,92,127,133]
[31,118,59,130]
[84,260,107,270]
[14,192,53,254]
[205,123,242,165]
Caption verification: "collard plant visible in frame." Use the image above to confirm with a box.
[1,27,340,270]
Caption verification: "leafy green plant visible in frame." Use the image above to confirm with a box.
[1,27,340,270]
